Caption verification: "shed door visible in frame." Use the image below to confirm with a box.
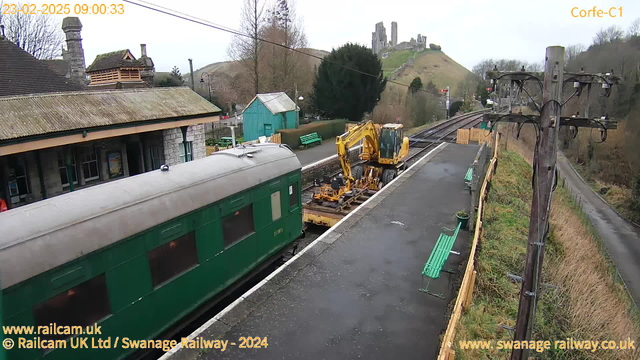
[264,124,273,137]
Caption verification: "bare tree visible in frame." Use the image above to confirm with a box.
[628,18,640,38]
[262,0,308,95]
[593,25,624,45]
[565,44,585,66]
[0,3,64,59]
[227,0,266,97]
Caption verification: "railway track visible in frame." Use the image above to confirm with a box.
[405,110,486,162]
[302,110,487,194]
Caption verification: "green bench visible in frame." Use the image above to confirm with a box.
[300,132,322,147]
[419,222,462,299]
[464,167,473,184]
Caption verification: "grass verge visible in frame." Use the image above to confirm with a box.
[453,149,640,360]
[568,161,640,224]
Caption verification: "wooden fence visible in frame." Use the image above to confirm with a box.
[456,128,491,145]
[437,133,500,360]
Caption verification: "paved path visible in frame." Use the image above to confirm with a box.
[168,143,480,360]
[294,141,338,166]
[557,153,640,307]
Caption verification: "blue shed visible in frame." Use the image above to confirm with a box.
[242,92,298,141]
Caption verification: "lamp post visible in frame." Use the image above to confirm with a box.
[199,72,212,103]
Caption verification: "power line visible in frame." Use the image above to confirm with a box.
[121,0,432,93]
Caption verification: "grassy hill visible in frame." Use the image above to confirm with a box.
[382,49,472,94]
[185,48,329,87]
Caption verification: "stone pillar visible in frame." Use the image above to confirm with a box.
[61,17,87,87]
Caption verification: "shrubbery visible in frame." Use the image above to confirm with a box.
[278,120,350,147]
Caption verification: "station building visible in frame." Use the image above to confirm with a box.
[0,28,220,210]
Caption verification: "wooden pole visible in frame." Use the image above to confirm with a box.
[510,46,564,360]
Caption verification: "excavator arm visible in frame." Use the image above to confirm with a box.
[335,121,379,184]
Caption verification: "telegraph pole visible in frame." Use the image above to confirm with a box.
[510,46,564,360]
[483,46,620,360]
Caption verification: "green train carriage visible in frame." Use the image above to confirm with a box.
[0,144,302,360]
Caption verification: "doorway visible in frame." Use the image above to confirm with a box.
[126,143,143,176]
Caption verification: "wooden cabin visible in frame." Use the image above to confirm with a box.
[86,50,147,89]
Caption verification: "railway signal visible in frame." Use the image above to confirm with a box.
[485,46,619,360]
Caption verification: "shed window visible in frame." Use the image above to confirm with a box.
[33,274,111,340]
[222,205,255,248]
[148,232,198,287]
[289,183,299,209]
[271,191,282,221]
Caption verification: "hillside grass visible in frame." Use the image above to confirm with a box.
[382,49,421,77]
[569,161,640,225]
[454,147,640,360]
[392,51,471,93]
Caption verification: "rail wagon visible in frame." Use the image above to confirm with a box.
[0,144,302,360]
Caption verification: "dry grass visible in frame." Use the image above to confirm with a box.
[510,136,640,359]
[455,136,640,359]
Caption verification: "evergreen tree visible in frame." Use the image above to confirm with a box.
[170,66,184,84]
[313,43,386,121]
[409,77,423,94]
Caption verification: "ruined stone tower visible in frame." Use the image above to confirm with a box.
[391,22,398,47]
[371,22,388,55]
[61,17,87,86]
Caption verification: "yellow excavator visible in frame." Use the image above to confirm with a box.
[313,121,410,204]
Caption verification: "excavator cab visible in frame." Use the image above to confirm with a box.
[378,124,408,165]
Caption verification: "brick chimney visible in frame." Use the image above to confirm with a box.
[61,17,87,87]
[139,43,155,87]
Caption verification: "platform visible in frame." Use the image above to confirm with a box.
[295,141,338,166]
[166,143,480,360]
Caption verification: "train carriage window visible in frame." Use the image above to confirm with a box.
[222,204,255,248]
[289,183,299,209]
[33,274,111,340]
[148,232,198,287]
[271,192,282,221]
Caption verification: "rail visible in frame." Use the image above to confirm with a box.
[437,132,500,360]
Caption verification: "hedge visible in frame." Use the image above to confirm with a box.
[278,120,351,148]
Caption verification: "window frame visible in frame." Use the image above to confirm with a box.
[79,146,100,182]
[32,273,112,341]
[179,141,193,163]
[289,182,299,211]
[147,231,199,288]
[57,150,79,187]
[221,204,255,249]
[271,191,282,221]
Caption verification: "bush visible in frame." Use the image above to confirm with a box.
[429,43,442,50]
[449,100,463,115]
[278,120,350,148]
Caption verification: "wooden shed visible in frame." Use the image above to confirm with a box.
[242,92,298,141]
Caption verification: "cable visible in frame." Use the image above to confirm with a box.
[122,0,435,94]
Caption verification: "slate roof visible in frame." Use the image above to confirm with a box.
[40,59,70,76]
[0,38,83,97]
[86,49,144,72]
[0,87,221,141]
[244,92,298,115]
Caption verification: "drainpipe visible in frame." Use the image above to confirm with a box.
[180,126,190,162]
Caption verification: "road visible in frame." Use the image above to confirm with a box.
[557,152,640,308]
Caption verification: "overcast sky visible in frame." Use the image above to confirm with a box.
[31,0,640,73]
